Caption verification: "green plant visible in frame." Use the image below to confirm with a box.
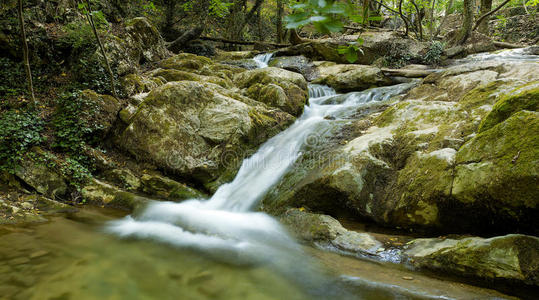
[0,57,26,99]
[52,91,103,159]
[0,109,44,172]
[424,41,445,66]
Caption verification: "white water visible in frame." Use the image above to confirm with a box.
[253,53,274,68]
[452,46,539,64]
[107,56,415,288]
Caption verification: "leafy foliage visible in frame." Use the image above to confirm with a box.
[0,109,44,172]
[52,91,102,160]
[424,41,445,66]
[0,57,25,99]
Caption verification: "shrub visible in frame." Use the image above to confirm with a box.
[424,41,445,66]
[0,109,44,172]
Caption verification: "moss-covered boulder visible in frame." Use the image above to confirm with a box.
[234,67,308,116]
[81,179,149,211]
[312,64,392,92]
[150,68,233,89]
[140,174,205,200]
[478,81,539,132]
[452,111,539,228]
[14,155,67,200]
[121,73,163,97]
[80,90,122,137]
[274,32,429,65]
[116,81,294,184]
[124,17,169,63]
[99,17,169,75]
[264,61,539,234]
[405,234,539,285]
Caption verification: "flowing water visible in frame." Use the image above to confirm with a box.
[253,53,274,68]
[451,46,539,64]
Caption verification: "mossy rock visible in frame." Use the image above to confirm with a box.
[452,111,538,232]
[151,69,233,88]
[478,81,539,132]
[159,53,213,71]
[140,174,205,200]
[81,90,122,137]
[405,234,539,285]
[116,81,294,184]
[81,179,149,211]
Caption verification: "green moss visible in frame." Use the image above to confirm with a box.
[458,80,504,112]
[478,82,539,133]
[454,111,539,208]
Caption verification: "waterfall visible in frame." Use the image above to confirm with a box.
[253,53,274,68]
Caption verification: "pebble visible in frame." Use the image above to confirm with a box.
[10,206,20,214]
[402,276,414,280]
[21,202,33,210]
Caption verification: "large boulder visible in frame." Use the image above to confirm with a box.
[234,67,308,116]
[264,61,539,234]
[274,31,429,65]
[100,17,169,75]
[312,64,392,92]
[116,81,294,185]
[405,234,539,286]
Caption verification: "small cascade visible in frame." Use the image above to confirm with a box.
[253,53,274,68]
[451,47,539,64]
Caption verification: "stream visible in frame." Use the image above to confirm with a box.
[1,49,536,300]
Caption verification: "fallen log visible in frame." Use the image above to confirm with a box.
[167,26,204,53]
[493,41,523,49]
[381,68,438,78]
[199,36,290,48]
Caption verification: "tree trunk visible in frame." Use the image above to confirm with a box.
[167,26,204,52]
[17,0,36,106]
[276,0,284,43]
[435,0,454,37]
[478,0,492,34]
[84,0,117,98]
[457,0,474,44]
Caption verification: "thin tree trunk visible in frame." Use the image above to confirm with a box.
[434,0,454,37]
[410,0,423,40]
[83,0,117,98]
[276,0,284,43]
[17,0,36,106]
[457,0,474,44]
[477,0,492,34]
[398,0,409,36]
[472,0,511,31]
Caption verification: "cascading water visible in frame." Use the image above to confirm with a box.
[107,54,416,297]
[253,53,274,68]
[451,46,539,64]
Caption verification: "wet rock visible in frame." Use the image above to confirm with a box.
[280,208,381,255]
[405,234,539,285]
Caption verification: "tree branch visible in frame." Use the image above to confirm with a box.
[472,0,511,31]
